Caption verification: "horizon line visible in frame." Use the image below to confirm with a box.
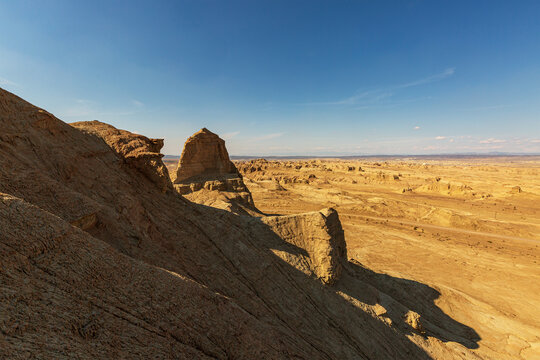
[163,152,540,159]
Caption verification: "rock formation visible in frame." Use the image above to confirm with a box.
[175,128,237,182]
[72,120,173,193]
[0,87,483,359]
[173,128,258,215]
[256,208,347,285]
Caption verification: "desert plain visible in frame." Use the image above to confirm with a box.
[169,155,540,358]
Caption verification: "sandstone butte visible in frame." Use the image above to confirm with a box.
[0,87,482,359]
[172,127,258,215]
[175,127,238,182]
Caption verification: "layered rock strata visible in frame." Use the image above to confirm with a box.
[173,128,257,214]
[175,128,237,182]
[257,208,347,285]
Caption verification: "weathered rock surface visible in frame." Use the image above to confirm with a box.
[71,120,173,193]
[0,87,483,359]
[0,193,308,359]
[258,208,347,285]
[173,128,258,215]
[175,128,237,182]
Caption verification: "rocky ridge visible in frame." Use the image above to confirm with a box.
[0,87,482,359]
[71,120,173,193]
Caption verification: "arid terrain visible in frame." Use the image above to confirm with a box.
[173,156,540,359]
[2,85,539,359]
[231,157,540,359]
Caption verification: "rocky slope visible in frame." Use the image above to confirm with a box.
[0,194,306,359]
[0,87,482,359]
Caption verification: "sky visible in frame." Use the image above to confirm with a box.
[0,0,539,156]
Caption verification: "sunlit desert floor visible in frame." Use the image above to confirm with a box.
[165,155,540,359]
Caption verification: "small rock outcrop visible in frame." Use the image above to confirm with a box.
[511,185,522,194]
[71,121,173,193]
[258,208,347,285]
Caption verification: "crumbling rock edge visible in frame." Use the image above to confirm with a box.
[258,208,347,285]
[71,120,173,193]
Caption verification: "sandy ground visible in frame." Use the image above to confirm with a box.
[165,156,540,359]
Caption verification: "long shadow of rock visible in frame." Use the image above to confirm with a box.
[339,259,481,349]
[182,202,426,358]
[182,200,482,358]
[243,204,481,350]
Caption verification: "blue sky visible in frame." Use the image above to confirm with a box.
[1,0,539,155]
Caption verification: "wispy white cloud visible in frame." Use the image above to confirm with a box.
[396,67,455,88]
[304,90,394,106]
[251,132,284,141]
[131,99,144,107]
[0,76,19,87]
[303,90,375,105]
[261,101,274,112]
[60,98,147,120]
[413,126,420,130]
[460,104,513,111]
[63,99,97,117]
[435,136,446,140]
[305,68,454,106]
[221,131,240,140]
[332,91,388,105]
[267,145,293,151]
[76,99,92,103]
[479,138,507,144]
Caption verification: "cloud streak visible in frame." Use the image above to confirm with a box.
[131,99,144,108]
[60,98,148,120]
[306,67,455,106]
[0,76,20,87]
[221,131,240,140]
[479,138,507,144]
[250,132,284,141]
[395,67,455,89]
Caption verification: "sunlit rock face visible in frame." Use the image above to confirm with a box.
[172,128,258,215]
[174,128,237,183]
